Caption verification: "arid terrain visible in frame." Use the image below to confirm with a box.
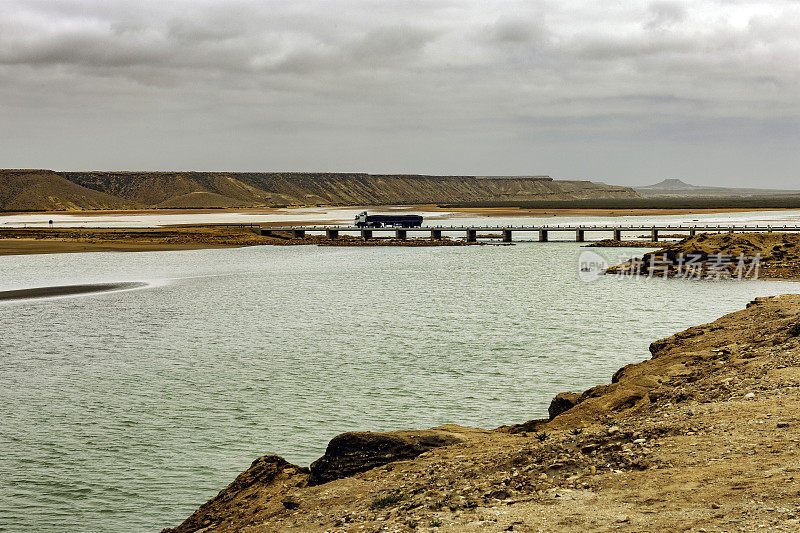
[163,292,800,532]
[0,170,637,212]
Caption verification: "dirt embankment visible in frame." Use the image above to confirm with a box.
[587,239,663,248]
[164,294,800,533]
[606,232,800,281]
[0,227,481,255]
[0,169,638,212]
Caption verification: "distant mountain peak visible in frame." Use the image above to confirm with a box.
[635,178,800,198]
[644,178,697,189]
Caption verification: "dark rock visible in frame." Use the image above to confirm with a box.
[548,392,582,420]
[281,497,300,509]
[581,443,599,454]
[489,489,510,500]
[612,363,639,383]
[308,429,464,485]
[502,418,548,434]
[649,338,672,357]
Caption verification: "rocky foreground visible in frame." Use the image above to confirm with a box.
[165,294,800,532]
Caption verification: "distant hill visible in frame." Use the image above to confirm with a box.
[0,170,638,212]
[0,170,131,211]
[636,179,800,198]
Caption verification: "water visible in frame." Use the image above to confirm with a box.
[2,242,799,532]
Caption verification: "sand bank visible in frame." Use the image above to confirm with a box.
[0,226,481,256]
[0,282,147,301]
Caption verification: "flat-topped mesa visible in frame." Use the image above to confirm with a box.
[474,176,552,180]
[0,169,638,211]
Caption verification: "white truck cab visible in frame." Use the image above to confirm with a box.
[354,211,369,226]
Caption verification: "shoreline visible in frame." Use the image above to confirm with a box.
[0,227,487,256]
[3,205,798,219]
[164,294,800,532]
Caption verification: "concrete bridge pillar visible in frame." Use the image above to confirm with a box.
[361,229,373,240]
[539,230,548,242]
[728,227,735,233]
[503,229,513,242]
[431,229,442,240]
[292,229,306,238]
[576,229,585,242]
[466,229,477,242]
[396,229,407,240]
[651,228,659,242]
[689,228,696,236]
[613,229,622,241]
[326,229,339,239]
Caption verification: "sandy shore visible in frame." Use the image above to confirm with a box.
[0,282,147,301]
[0,227,267,255]
[427,206,797,218]
[0,226,482,256]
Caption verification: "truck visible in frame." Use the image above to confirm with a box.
[354,211,423,228]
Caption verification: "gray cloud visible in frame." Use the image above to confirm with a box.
[647,1,687,30]
[1,0,799,186]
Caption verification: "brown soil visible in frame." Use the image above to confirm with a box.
[164,294,800,533]
[0,227,481,255]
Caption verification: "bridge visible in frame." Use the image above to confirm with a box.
[259,224,800,242]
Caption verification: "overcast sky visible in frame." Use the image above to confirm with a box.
[1,0,799,187]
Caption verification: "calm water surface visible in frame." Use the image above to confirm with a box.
[2,243,799,531]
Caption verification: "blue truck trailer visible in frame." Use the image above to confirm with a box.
[354,211,423,228]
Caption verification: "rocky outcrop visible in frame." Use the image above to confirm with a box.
[164,427,474,532]
[548,392,582,420]
[308,428,466,485]
[163,456,309,533]
[606,232,800,280]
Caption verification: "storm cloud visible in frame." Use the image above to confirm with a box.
[1,0,799,186]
